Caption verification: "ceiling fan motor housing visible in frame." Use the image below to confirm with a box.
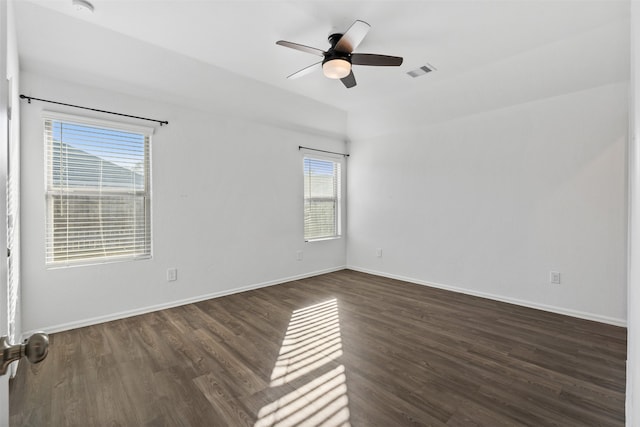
[324,33,351,65]
[322,50,351,66]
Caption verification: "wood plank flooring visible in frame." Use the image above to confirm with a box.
[9,270,627,426]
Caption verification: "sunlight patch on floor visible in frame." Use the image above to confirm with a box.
[255,365,350,427]
[255,298,351,427]
[270,299,343,387]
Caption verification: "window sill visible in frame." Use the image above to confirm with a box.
[46,254,152,269]
[305,236,342,243]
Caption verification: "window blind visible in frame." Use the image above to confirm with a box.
[44,116,151,265]
[303,157,341,240]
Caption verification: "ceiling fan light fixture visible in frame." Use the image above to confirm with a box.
[72,0,94,13]
[322,59,351,79]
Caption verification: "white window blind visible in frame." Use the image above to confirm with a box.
[44,115,152,265]
[303,156,341,241]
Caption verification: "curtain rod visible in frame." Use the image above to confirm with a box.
[299,146,349,157]
[19,95,169,126]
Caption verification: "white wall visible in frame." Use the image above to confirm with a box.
[347,82,628,325]
[20,71,347,333]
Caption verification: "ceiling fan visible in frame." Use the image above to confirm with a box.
[276,20,403,89]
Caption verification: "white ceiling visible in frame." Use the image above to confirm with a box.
[13,0,630,134]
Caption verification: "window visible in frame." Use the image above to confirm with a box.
[44,113,152,266]
[303,156,342,241]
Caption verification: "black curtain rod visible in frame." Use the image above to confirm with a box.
[19,95,169,126]
[299,146,349,157]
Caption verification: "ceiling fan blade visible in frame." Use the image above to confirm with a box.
[335,20,371,53]
[276,40,325,57]
[287,61,322,79]
[351,53,403,66]
[340,71,357,88]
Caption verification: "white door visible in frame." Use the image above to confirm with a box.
[0,1,10,424]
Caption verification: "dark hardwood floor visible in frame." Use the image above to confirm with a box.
[10,270,627,426]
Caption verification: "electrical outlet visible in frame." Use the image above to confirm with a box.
[550,271,561,284]
[167,268,177,282]
[296,251,303,261]
[376,248,383,257]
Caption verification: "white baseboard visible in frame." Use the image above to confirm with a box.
[347,266,627,327]
[25,264,625,337]
[23,266,346,338]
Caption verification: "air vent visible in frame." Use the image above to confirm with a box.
[407,64,435,78]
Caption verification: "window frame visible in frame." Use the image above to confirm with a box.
[43,111,154,267]
[302,153,344,242]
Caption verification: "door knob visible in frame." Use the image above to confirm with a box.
[0,332,49,375]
